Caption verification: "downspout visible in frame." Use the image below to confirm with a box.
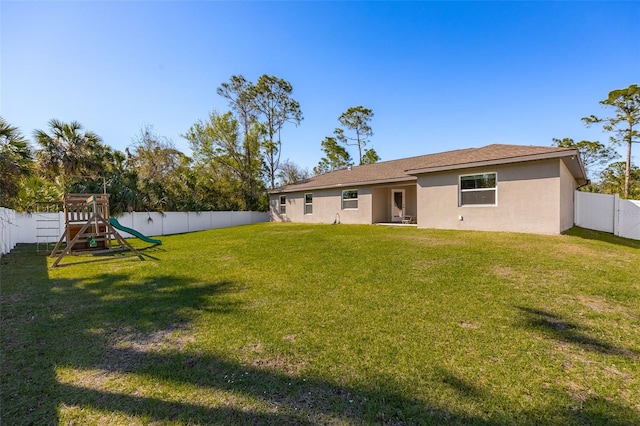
[576,179,591,191]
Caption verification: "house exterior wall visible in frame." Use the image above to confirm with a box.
[270,158,580,234]
[405,185,418,219]
[416,159,571,234]
[559,159,578,232]
[371,184,417,223]
[270,187,373,224]
[372,187,388,223]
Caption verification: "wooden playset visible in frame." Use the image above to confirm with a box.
[50,194,144,267]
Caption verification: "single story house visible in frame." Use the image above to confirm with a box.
[269,144,587,235]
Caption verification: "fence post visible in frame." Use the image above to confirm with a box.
[574,190,580,226]
[613,194,620,236]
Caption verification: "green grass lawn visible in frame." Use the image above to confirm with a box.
[1,224,639,425]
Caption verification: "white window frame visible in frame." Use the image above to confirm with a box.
[279,195,286,214]
[304,193,313,215]
[342,189,359,210]
[459,172,498,207]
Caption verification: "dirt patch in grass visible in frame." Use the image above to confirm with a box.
[562,242,640,271]
[577,295,616,314]
[492,265,518,280]
[241,341,264,354]
[114,328,195,352]
[566,295,638,322]
[556,340,639,411]
[565,380,592,407]
[554,243,618,260]
[98,324,195,371]
[249,349,307,376]
[603,363,630,380]
[251,354,306,374]
[459,321,479,329]
[239,341,306,375]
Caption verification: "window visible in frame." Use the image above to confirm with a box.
[342,189,358,209]
[460,173,497,206]
[279,195,286,214]
[304,193,313,215]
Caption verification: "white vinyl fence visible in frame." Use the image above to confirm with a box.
[574,191,640,241]
[0,210,269,256]
[0,207,18,256]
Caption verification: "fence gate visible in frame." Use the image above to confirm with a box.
[574,191,640,241]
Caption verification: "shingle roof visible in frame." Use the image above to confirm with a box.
[272,144,585,193]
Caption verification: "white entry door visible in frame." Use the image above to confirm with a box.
[391,189,405,222]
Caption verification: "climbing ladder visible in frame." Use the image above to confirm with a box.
[34,201,62,253]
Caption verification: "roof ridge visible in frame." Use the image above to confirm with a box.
[272,143,584,193]
[348,146,479,170]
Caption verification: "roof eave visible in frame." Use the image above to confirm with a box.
[405,150,583,177]
[560,151,589,185]
[270,147,589,194]
[269,175,417,194]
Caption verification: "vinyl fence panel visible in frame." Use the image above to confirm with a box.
[619,200,640,240]
[574,191,616,233]
[0,208,17,256]
[575,191,640,240]
[0,209,269,254]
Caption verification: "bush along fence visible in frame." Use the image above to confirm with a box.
[0,209,270,256]
[574,191,640,241]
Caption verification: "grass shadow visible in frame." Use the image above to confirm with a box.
[516,306,636,357]
[564,226,640,250]
[50,242,165,267]
[2,243,639,425]
[433,367,485,399]
[1,245,243,424]
[1,246,500,425]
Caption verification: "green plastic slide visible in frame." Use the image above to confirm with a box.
[109,217,162,246]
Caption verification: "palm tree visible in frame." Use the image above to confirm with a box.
[0,117,33,206]
[34,119,105,187]
[12,176,63,212]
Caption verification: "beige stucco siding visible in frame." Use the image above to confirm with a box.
[371,184,417,223]
[416,159,569,234]
[559,159,578,232]
[271,158,580,233]
[372,187,388,223]
[270,188,373,224]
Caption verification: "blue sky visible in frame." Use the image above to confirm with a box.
[2,1,639,171]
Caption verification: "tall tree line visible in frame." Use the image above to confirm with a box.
[184,74,303,210]
[314,106,380,175]
[2,82,637,212]
[0,74,305,213]
[555,83,640,199]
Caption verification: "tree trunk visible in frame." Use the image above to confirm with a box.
[624,139,631,198]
